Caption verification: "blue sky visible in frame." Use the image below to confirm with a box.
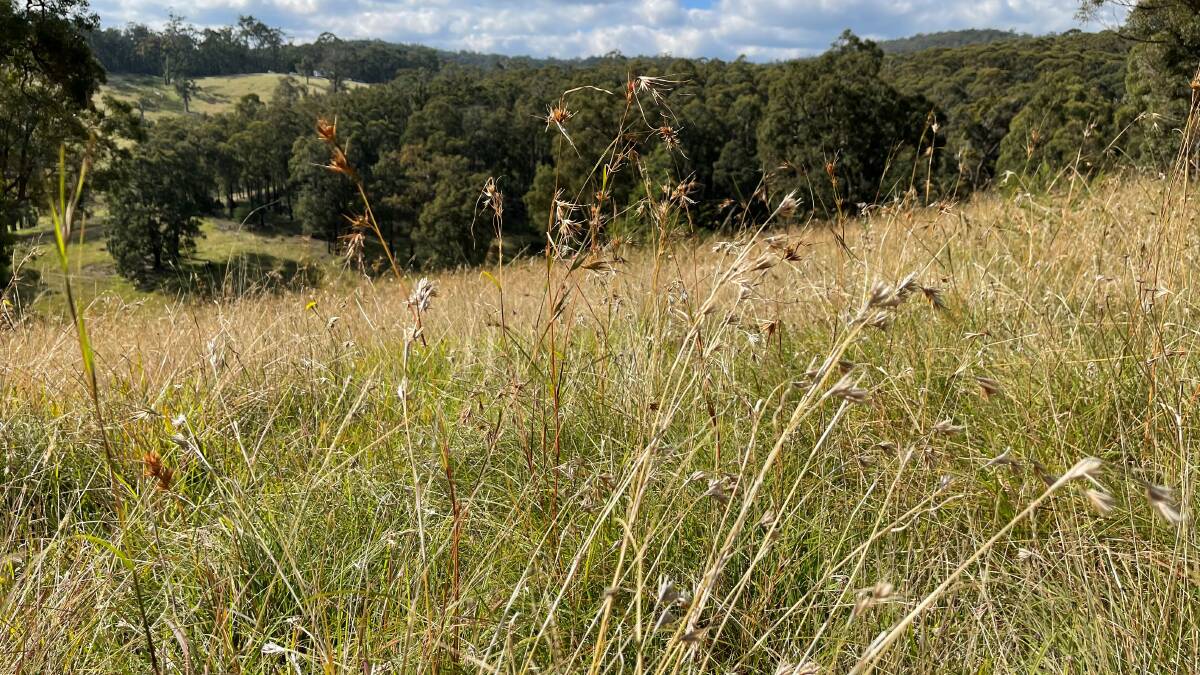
[90,0,1128,61]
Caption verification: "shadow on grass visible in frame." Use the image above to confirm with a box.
[103,75,160,96]
[193,88,230,107]
[156,251,324,300]
[2,268,49,323]
[13,223,109,244]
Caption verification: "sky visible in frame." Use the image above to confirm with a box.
[89,0,1130,61]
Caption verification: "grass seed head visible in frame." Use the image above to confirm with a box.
[407,277,437,313]
[1086,488,1115,515]
[829,374,869,404]
[922,285,947,310]
[932,418,965,436]
[983,447,1021,469]
[1146,483,1184,525]
[853,580,896,617]
[1063,457,1103,482]
[316,117,337,144]
[1032,461,1059,487]
[867,280,899,308]
[324,146,357,180]
[657,125,681,151]
[142,450,174,491]
[974,376,1002,399]
[777,190,801,217]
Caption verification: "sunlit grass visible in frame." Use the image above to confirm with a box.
[98,73,365,120]
[1,172,1196,672]
[10,217,341,313]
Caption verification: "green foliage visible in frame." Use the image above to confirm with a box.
[1107,0,1200,165]
[0,223,11,284]
[105,121,210,285]
[373,145,488,267]
[759,33,934,215]
[291,136,354,241]
[88,15,443,84]
[996,67,1123,178]
[413,154,489,268]
[885,29,1129,185]
[75,11,1200,279]
[172,76,197,112]
[522,163,557,236]
[1,0,105,271]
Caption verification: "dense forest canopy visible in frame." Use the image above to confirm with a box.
[3,1,1199,289]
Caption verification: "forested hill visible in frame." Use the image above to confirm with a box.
[8,0,1200,290]
[878,29,1032,54]
[80,27,1142,281]
[86,20,1042,85]
[86,17,669,87]
[884,29,1132,184]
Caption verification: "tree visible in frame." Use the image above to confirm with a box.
[237,15,284,71]
[159,13,196,85]
[106,122,210,286]
[273,76,305,106]
[1085,0,1200,165]
[758,32,934,215]
[1,0,105,284]
[372,144,489,267]
[884,29,1129,186]
[297,55,315,85]
[996,63,1123,178]
[0,226,11,287]
[315,32,349,92]
[291,135,354,245]
[409,151,489,267]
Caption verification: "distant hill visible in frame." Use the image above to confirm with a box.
[878,29,1032,54]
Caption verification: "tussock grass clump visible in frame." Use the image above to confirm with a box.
[2,84,1199,673]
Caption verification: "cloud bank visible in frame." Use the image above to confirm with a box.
[90,0,1128,60]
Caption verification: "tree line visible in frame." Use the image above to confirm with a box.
[3,0,1198,289]
[85,15,632,92]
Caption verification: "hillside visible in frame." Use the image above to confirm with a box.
[35,27,1140,318]
[878,28,1032,53]
[8,2,1200,670]
[3,177,1197,671]
[8,217,341,313]
[98,73,362,119]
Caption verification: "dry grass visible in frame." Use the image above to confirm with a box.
[2,78,1199,672]
[3,174,1198,672]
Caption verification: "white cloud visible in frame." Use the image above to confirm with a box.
[90,0,1125,60]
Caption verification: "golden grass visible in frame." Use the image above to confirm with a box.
[1,171,1197,671]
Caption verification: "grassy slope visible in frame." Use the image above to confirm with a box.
[35,72,361,311]
[99,73,361,119]
[1,177,1196,672]
[9,218,341,313]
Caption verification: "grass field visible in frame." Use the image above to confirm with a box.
[8,217,341,314]
[1,169,1197,672]
[99,73,361,119]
